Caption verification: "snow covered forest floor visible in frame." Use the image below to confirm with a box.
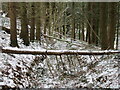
[0,15,120,89]
[0,29,119,89]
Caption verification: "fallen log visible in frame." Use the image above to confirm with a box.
[1,47,120,55]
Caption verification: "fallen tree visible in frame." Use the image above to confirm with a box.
[1,47,120,55]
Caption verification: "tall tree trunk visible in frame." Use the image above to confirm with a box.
[20,2,29,46]
[30,3,35,42]
[49,3,52,37]
[86,2,92,44]
[91,2,95,44]
[81,2,85,41]
[44,2,49,35]
[95,3,100,46]
[63,3,66,37]
[9,2,18,47]
[116,3,120,50]
[36,3,41,43]
[99,2,108,50]
[91,2,99,46]
[108,2,117,49]
[71,2,75,41]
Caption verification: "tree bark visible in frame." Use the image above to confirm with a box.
[71,2,75,41]
[86,2,92,44]
[30,3,35,42]
[35,3,41,42]
[108,2,117,49]
[44,2,49,35]
[9,2,18,47]
[20,2,29,46]
[99,3,108,50]
[116,3,120,50]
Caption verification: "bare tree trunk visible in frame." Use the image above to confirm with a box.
[86,2,92,44]
[91,2,99,46]
[71,2,75,41]
[95,3,100,46]
[108,2,117,49]
[30,3,35,42]
[44,2,49,35]
[91,2,95,44]
[116,3,120,50]
[99,3,108,50]
[36,3,41,42]
[9,2,18,47]
[20,2,29,46]
[81,3,85,41]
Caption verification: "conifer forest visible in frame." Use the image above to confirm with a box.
[0,1,120,89]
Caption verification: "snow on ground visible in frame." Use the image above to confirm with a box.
[0,29,119,88]
[0,30,45,88]
[0,15,119,88]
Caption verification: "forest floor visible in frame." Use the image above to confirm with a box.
[0,13,119,89]
[0,28,119,88]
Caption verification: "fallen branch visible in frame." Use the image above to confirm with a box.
[1,47,120,55]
